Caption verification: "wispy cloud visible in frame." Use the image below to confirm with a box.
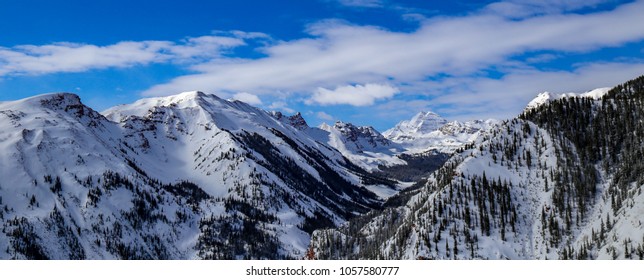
[141,0,644,102]
[232,92,263,105]
[268,101,295,114]
[373,99,434,121]
[307,83,399,106]
[0,34,247,76]
[484,0,614,18]
[316,111,335,121]
[419,61,644,121]
[0,41,168,76]
[336,0,384,8]
[2,0,643,125]
[170,35,245,62]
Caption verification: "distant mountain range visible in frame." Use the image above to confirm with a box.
[2,75,644,259]
[310,76,644,260]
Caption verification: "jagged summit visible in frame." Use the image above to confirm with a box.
[312,120,404,173]
[319,121,395,152]
[331,121,390,146]
[383,111,448,141]
[407,111,447,130]
[271,111,309,130]
[382,110,496,153]
[1,92,82,109]
[1,92,109,129]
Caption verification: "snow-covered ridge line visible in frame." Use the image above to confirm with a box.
[525,87,611,111]
[383,111,498,154]
[309,75,644,260]
[0,90,388,260]
[313,120,405,176]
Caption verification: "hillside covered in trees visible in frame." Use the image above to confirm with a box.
[309,75,644,260]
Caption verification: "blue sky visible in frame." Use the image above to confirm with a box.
[1,0,644,131]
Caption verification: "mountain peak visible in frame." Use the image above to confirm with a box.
[525,87,611,111]
[332,121,380,136]
[102,91,224,122]
[149,91,212,107]
[173,90,207,99]
[318,122,332,131]
[0,93,107,123]
[333,120,350,128]
[0,88,384,260]
[315,119,399,164]
[6,92,82,109]
[416,111,441,118]
[382,111,497,153]
[271,111,309,130]
[383,111,447,141]
[525,91,554,111]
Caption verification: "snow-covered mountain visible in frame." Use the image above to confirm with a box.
[312,121,405,172]
[2,76,644,260]
[309,76,644,260]
[383,111,448,141]
[0,91,390,259]
[269,111,309,131]
[319,121,395,154]
[524,87,611,111]
[383,111,498,153]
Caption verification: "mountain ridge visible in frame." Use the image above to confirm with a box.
[309,76,644,260]
[0,90,387,259]
[383,110,498,154]
[1,77,643,260]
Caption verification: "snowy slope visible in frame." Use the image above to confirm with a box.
[0,91,387,259]
[383,111,448,142]
[524,87,611,111]
[0,93,203,259]
[312,121,405,171]
[310,77,644,260]
[384,111,498,153]
[269,111,309,131]
[312,119,571,259]
[1,78,641,260]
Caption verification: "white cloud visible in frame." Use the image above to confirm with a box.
[525,53,559,63]
[422,62,644,121]
[337,0,383,8]
[0,41,169,76]
[373,99,434,120]
[485,0,612,18]
[307,83,399,106]
[170,35,245,62]
[316,111,335,121]
[0,34,246,76]
[141,1,644,97]
[268,101,295,114]
[232,92,263,105]
[2,0,643,125]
